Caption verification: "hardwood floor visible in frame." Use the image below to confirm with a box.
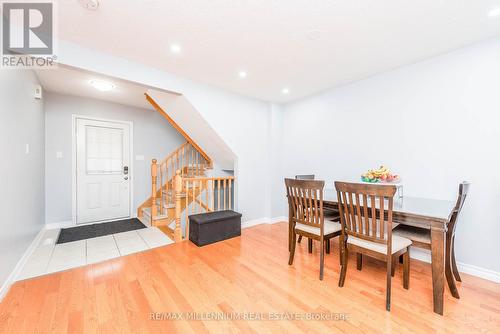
[1,222,499,333]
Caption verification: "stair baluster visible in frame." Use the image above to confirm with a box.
[174,169,183,242]
[151,159,158,218]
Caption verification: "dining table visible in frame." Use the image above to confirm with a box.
[289,187,456,315]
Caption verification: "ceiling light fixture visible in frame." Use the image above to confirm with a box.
[238,71,247,78]
[170,44,182,54]
[488,7,500,17]
[282,88,290,95]
[78,0,99,11]
[306,29,322,41]
[89,79,115,92]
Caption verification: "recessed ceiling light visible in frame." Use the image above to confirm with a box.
[306,29,322,41]
[170,44,182,54]
[78,0,99,11]
[488,8,500,17]
[89,79,115,92]
[238,71,247,78]
[282,88,290,95]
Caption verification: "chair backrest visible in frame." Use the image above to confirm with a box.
[285,178,325,232]
[335,181,397,253]
[295,174,315,180]
[449,181,470,236]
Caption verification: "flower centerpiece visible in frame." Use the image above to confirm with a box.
[361,166,400,183]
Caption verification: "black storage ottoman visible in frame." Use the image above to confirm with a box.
[189,210,242,246]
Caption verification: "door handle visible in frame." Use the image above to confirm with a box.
[123,166,129,175]
[124,176,129,180]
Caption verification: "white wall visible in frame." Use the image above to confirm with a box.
[269,104,286,218]
[57,40,272,222]
[44,93,185,224]
[281,38,500,274]
[0,70,45,292]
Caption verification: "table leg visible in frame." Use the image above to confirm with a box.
[430,227,445,315]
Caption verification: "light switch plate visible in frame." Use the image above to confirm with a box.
[56,151,63,159]
[25,144,30,155]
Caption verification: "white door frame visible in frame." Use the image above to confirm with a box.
[72,115,134,225]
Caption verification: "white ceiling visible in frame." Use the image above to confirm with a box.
[35,65,176,110]
[56,0,500,102]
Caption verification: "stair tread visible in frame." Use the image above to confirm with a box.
[143,205,177,219]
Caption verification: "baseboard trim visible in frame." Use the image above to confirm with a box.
[242,216,287,229]
[242,218,270,229]
[45,220,74,230]
[0,227,46,301]
[270,216,287,224]
[410,248,500,283]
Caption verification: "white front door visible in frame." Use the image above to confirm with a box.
[76,117,131,224]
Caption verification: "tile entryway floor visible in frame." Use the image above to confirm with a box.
[17,227,174,281]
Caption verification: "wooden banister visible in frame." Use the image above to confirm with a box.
[138,141,234,243]
[145,93,212,168]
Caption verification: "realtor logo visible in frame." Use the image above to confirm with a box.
[2,1,56,68]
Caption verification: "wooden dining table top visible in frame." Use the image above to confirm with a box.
[322,188,455,226]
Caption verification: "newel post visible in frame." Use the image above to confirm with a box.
[174,169,183,242]
[151,159,158,218]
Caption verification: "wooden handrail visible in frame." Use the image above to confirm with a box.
[182,176,235,182]
[159,141,189,165]
[137,140,209,218]
[145,93,212,167]
[138,137,234,243]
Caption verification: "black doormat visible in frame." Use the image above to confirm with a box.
[56,218,147,244]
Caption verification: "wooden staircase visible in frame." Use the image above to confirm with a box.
[137,141,234,242]
[138,93,235,243]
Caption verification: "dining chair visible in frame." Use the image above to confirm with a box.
[295,175,315,247]
[286,178,342,280]
[392,181,470,299]
[294,175,340,250]
[335,181,411,311]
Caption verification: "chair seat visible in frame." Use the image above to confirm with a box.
[295,221,341,236]
[347,234,412,254]
[392,225,431,245]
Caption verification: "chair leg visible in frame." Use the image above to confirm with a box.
[288,233,297,265]
[445,234,460,299]
[399,254,403,264]
[325,239,331,254]
[338,244,348,287]
[391,259,396,277]
[403,248,410,290]
[338,236,343,265]
[386,259,392,311]
[308,238,313,253]
[297,235,302,244]
[356,253,362,271]
[451,236,461,282]
[319,237,325,280]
